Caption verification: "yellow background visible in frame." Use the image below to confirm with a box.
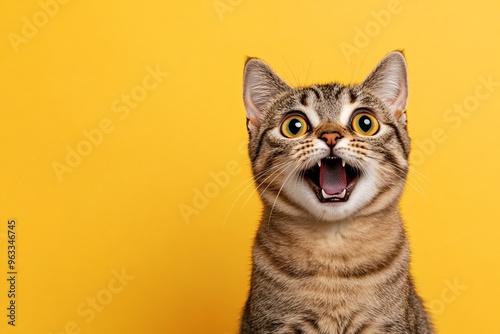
[0,1,499,333]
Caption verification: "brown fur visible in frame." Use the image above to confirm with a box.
[240,52,433,333]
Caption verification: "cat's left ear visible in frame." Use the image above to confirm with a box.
[243,58,292,129]
[361,51,409,122]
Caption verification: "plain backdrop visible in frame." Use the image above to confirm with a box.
[0,1,499,333]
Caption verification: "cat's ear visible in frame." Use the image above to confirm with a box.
[361,51,409,122]
[243,58,292,128]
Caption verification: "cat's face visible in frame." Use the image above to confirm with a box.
[243,52,410,222]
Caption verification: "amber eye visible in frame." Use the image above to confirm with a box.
[351,112,379,136]
[281,114,309,138]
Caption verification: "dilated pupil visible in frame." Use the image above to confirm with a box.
[358,116,372,132]
[288,119,303,134]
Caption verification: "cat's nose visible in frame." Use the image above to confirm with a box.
[320,132,341,146]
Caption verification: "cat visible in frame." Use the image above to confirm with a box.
[239,51,434,334]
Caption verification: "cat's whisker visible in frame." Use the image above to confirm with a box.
[279,51,300,87]
[407,165,432,183]
[288,161,307,201]
[251,161,294,194]
[223,161,293,225]
[350,62,356,83]
[379,157,430,185]
[343,146,426,198]
[304,57,315,86]
[226,160,291,198]
[356,53,369,82]
[238,161,291,203]
[241,161,295,210]
[362,158,418,192]
[255,161,295,195]
[362,154,427,196]
[267,163,303,228]
[356,146,429,189]
[355,146,431,185]
[224,166,255,197]
[364,157,427,199]
[241,162,292,209]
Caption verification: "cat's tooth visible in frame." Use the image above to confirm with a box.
[321,189,335,199]
[342,159,346,167]
[321,188,347,199]
[317,160,321,168]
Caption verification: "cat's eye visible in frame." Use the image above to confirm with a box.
[281,114,309,138]
[351,112,379,136]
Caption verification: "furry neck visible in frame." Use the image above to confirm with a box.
[255,205,409,278]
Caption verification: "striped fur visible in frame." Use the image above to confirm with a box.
[240,51,433,333]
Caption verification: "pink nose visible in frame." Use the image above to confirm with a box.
[320,132,341,146]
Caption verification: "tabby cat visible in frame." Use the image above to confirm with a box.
[239,51,433,334]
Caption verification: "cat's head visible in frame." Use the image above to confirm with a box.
[242,51,410,222]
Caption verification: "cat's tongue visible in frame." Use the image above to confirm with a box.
[319,159,347,195]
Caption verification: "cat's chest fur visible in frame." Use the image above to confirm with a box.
[248,213,411,333]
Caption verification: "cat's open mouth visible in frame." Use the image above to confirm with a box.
[303,157,360,203]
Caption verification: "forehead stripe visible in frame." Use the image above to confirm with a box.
[349,90,358,103]
[310,86,322,100]
[300,93,309,107]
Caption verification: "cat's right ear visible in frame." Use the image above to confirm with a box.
[361,51,409,123]
[243,58,291,130]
